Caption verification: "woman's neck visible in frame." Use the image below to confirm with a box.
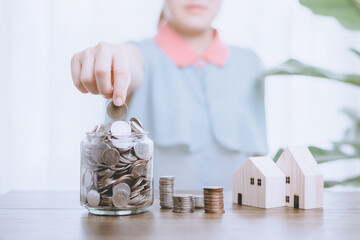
[169,23,214,55]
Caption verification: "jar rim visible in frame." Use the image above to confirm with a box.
[86,131,149,137]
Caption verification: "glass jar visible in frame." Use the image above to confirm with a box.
[80,131,154,215]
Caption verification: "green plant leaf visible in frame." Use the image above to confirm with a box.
[265,59,360,87]
[273,148,284,162]
[340,109,360,145]
[299,0,360,31]
[308,146,351,163]
[350,48,360,58]
[325,175,360,188]
[272,146,354,163]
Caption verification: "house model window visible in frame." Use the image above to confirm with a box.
[286,176,290,184]
[250,178,254,185]
[286,196,289,203]
[257,179,261,186]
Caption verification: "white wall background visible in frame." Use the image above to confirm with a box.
[0,0,359,193]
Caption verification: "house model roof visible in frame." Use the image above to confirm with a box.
[279,146,322,176]
[249,157,285,177]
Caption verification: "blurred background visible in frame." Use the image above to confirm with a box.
[0,0,359,193]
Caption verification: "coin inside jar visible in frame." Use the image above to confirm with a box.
[82,169,93,189]
[130,160,147,178]
[107,101,128,120]
[91,142,111,163]
[110,121,131,136]
[134,141,151,160]
[113,182,131,195]
[130,120,145,134]
[102,148,120,166]
[110,138,133,152]
[112,191,130,208]
[87,190,101,207]
[80,185,88,203]
[129,117,144,129]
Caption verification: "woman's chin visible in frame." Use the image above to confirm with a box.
[180,21,212,34]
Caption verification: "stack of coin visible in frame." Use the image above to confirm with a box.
[80,118,153,209]
[159,176,175,209]
[193,195,204,209]
[172,194,195,213]
[203,186,225,214]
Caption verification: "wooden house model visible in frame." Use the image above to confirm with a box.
[276,146,324,209]
[232,146,324,210]
[232,156,285,208]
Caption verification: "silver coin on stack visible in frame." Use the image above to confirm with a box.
[172,194,195,213]
[193,195,204,209]
[159,176,175,209]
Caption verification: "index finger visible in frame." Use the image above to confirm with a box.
[112,50,131,106]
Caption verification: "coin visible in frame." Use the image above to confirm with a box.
[80,185,88,203]
[131,177,144,190]
[98,123,112,133]
[107,101,128,120]
[93,173,98,189]
[102,148,120,166]
[121,150,138,162]
[203,186,223,191]
[129,194,150,205]
[113,174,133,186]
[129,117,144,129]
[113,183,131,195]
[97,168,113,178]
[130,160,147,178]
[92,123,103,132]
[91,142,111,163]
[82,169,93,189]
[134,141,152,160]
[130,120,145,134]
[194,195,204,208]
[111,138,133,152]
[112,191,130,208]
[100,195,113,206]
[87,190,101,207]
[110,121,131,136]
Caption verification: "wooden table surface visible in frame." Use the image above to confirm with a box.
[0,190,359,240]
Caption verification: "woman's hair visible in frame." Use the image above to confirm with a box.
[158,6,165,27]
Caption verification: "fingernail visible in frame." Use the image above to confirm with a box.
[114,97,123,106]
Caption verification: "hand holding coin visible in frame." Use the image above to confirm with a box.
[71,43,144,106]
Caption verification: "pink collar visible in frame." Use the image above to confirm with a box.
[155,22,228,67]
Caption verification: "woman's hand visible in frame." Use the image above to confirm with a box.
[71,42,143,106]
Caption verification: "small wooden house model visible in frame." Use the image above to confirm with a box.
[276,146,324,209]
[232,156,285,208]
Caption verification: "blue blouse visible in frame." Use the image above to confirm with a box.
[126,39,268,156]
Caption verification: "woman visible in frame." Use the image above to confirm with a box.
[71,0,267,190]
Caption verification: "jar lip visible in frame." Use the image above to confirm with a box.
[86,131,149,137]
